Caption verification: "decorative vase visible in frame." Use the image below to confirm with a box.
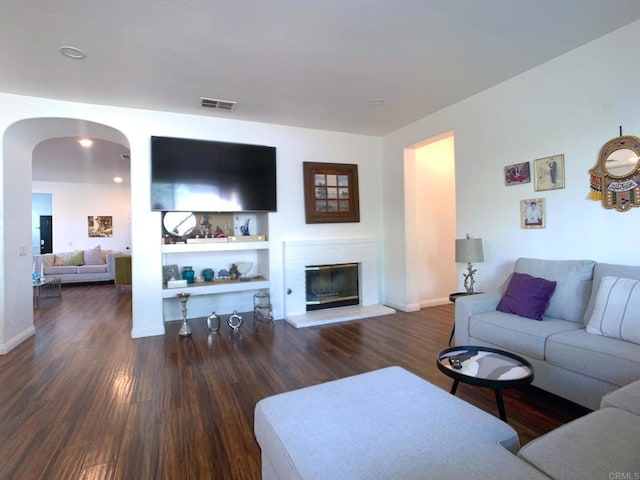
[182,266,195,284]
[227,310,243,331]
[207,311,220,332]
[202,268,215,282]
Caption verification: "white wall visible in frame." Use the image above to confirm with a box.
[32,181,131,253]
[0,99,383,352]
[382,19,640,308]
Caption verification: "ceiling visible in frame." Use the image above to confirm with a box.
[7,1,640,183]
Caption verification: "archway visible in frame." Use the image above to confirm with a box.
[1,118,130,354]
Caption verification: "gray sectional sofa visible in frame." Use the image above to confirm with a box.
[455,258,640,410]
[33,247,119,284]
[254,367,640,479]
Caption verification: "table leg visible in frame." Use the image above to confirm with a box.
[494,388,507,422]
[450,379,459,395]
[448,325,455,346]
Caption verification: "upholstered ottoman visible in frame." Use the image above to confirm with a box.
[254,366,548,479]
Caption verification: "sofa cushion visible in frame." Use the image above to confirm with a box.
[83,245,105,265]
[518,407,640,480]
[545,329,640,387]
[77,265,108,274]
[497,272,556,320]
[469,311,580,360]
[514,258,595,323]
[583,263,640,324]
[65,250,84,266]
[586,276,640,344]
[45,265,79,275]
[53,254,67,266]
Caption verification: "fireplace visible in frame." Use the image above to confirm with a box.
[305,263,359,311]
[283,238,395,327]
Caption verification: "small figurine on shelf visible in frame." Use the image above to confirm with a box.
[229,263,240,280]
[202,268,215,282]
[217,269,230,280]
[199,214,211,237]
[213,225,226,238]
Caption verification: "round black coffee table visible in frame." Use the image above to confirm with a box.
[436,346,534,422]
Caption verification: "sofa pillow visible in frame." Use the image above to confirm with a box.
[53,254,68,266]
[84,245,104,265]
[586,276,640,345]
[514,258,595,323]
[497,272,557,320]
[65,250,84,266]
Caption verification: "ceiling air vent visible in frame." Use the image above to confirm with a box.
[200,97,237,111]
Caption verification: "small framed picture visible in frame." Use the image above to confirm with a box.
[162,264,180,284]
[534,154,565,191]
[521,198,545,229]
[504,162,531,186]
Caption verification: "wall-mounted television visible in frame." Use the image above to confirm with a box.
[150,136,277,212]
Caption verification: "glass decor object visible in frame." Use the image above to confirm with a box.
[254,292,274,323]
[181,266,195,284]
[227,310,243,331]
[206,311,220,332]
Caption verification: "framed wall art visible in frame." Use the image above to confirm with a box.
[504,162,531,186]
[303,162,360,223]
[520,198,545,229]
[88,215,113,237]
[534,154,565,191]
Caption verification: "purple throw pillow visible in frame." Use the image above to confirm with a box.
[497,272,557,320]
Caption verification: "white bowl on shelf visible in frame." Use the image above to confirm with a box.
[236,262,253,280]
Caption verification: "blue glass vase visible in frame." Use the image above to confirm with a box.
[181,266,195,284]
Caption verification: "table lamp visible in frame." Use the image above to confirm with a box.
[455,234,484,294]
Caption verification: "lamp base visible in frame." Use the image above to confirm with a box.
[462,262,477,294]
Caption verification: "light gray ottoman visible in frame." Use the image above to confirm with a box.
[600,378,640,415]
[254,366,549,479]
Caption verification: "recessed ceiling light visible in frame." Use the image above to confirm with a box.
[113,177,123,183]
[78,138,93,147]
[60,46,86,59]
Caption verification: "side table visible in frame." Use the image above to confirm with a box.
[33,277,62,308]
[448,292,482,346]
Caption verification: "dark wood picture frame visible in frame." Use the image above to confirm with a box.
[303,162,360,223]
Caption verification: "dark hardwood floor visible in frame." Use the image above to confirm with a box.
[0,285,589,479]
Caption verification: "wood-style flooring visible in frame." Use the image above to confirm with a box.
[0,284,589,479]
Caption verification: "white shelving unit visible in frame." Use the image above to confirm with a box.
[160,213,271,320]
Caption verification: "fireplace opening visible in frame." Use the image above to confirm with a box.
[305,263,359,311]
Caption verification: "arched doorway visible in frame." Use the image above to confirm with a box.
[1,118,130,354]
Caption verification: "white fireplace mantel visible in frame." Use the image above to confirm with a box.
[283,238,394,327]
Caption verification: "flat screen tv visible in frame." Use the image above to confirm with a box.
[150,136,277,212]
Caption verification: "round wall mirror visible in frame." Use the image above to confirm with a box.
[163,212,196,237]
[605,148,639,177]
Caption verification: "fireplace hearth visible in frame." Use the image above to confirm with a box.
[305,263,359,311]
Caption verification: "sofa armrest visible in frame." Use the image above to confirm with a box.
[105,253,119,278]
[454,292,502,345]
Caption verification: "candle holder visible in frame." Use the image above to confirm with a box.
[177,292,192,337]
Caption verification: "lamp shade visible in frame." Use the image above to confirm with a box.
[455,237,484,263]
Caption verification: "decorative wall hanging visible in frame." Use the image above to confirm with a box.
[521,198,545,229]
[303,162,360,223]
[589,134,640,212]
[504,162,531,186]
[534,154,565,191]
[88,216,113,237]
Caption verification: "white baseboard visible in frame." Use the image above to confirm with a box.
[419,297,451,308]
[383,300,421,312]
[131,325,165,338]
[0,325,36,354]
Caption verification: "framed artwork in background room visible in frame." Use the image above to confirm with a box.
[303,162,360,224]
[534,154,565,191]
[504,161,531,186]
[521,198,545,229]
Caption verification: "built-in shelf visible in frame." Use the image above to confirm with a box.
[161,278,269,298]
[161,241,269,254]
